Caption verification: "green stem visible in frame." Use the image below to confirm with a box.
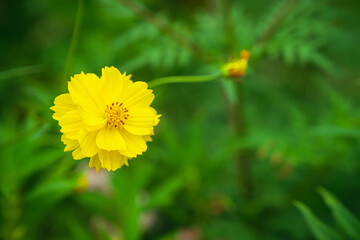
[60,0,83,92]
[147,72,221,88]
[220,80,253,200]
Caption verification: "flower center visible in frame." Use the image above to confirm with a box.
[105,102,129,128]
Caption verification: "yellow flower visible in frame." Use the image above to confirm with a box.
[51,66,161,172]
[222,50,251,78]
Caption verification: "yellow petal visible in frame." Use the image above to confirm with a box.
[72,147,86,160]
[78,129,99,157]
[153,114,161,126]
[89,154,102,172]
[123,108,156,135]
[51,93,77,120]
[102,66,128,105]
[143,136,152,142]
[78,105,106,129]
[61,135,79,151]
[59,110,83,140]
[68,72,104,117]
[98,149,128,171]
[96,127,126,151]
[123,81,154,107]
[143,130,154,142]
[149,108,161,126]
[119,129,147,158]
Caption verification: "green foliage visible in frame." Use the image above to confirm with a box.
[260,0,341,74]
[318,188,360,239]
[294,201,343,240]
[295,188,360,240]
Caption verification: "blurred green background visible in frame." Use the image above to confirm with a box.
[1,0,360,239]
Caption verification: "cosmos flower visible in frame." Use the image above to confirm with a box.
[51,66,160,172]
[222,50,251,78]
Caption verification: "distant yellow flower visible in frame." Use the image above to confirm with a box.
[51,66,160,172]
[222,50,251,78]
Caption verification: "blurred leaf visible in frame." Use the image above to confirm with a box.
[294,201,343,240]
[318,187,360,239]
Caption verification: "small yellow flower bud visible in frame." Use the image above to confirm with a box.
[222,50,251,78]
[240,50,251,60]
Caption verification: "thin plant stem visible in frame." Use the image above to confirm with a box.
[234,83,253,198]
[220,0,254,200]
[148,72,221,88]
[220,0,300,201]
[220,80,253,199]
[60,0,83,92]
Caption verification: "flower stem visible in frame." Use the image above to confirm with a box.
[220,80,253,199]
[147,72,221,88]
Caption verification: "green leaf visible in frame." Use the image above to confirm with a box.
[294,200,343,240]
[318,187,360,239]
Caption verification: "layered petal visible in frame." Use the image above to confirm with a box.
[99,149,128,171]
[119,129,147,158]
[89,154,102,172]
[68,72,104,120]
[150,108,161,126]
[123,108,156,135]
[72,147,86,160]
[122,81,154,108]
[51,93,77,120]
[61,134,79,152]
[78,105,106,130]
[59,110,83,140]
[143,130,155,142]
[78,129,99,157]
[102,67,130,105]
[96,127,126,151]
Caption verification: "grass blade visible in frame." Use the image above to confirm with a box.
[294,200,343,240]
[318,187,360,239]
